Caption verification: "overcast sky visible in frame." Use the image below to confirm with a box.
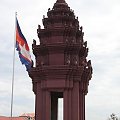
[0,0,120,120]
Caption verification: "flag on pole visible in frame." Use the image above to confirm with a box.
[16,17,32,70]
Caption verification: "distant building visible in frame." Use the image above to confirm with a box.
[0,113,35,120]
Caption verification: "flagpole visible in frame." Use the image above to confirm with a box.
[10,12,17,119]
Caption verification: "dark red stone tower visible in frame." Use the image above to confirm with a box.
[29,0,92,120]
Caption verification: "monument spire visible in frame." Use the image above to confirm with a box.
[56,0,66,3]
[53,0,68,8]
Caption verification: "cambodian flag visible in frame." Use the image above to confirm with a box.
[16,18,32,70]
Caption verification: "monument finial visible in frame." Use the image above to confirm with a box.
[54,0,68,8]
[56,0,66,3]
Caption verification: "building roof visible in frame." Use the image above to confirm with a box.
[0,113,35,120]
[0,116,28,120]
[20,113,35,118]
